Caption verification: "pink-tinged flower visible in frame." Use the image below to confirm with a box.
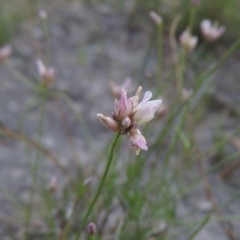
[179,30,198,52]
[36,59,55,85]
[97,86,162,154]
[149,11,162,25]
[110,77,131,98]
[38,9,48,20]
[87,222,97,236]
[0,45,12,62]
[133,90,162,125]
[201,20,225,42]
[115,89,132,120]
[128,128,148,155]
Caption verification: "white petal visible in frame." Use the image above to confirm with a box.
[134,99,162,124]
[141,91,152,103]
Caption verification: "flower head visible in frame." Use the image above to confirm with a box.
[87,222,97,236]
[179,30,198,52]
[36,59,55,85]
[201,20,225,42]
[0,45,12,62]
[97,86,162,154]
[149,11,162,25]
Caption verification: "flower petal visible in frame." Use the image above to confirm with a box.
[128,128,148,155]
[97,114,118,132]
[115,89,132,119]
[133,99,162,124]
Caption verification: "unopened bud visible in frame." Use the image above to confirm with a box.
[122,117,131,128]
[149,11,162,25]
[47,176,58,193]
[0,45,12,62]
[87,222,97,236]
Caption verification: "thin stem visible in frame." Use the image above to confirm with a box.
[24,84,48,237]
[5,61,37,90]
[157,23,163,85]
[75,133,121,239]
[88,235,96,240]
[187,215,211,240]
[176,49,186,98]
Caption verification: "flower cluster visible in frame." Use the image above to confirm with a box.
[201,19,225,42]
[179,30,198,52]
[179,19,225,53]
[36,59,55,85]
[97,86,162,155]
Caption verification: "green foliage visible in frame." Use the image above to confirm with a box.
[0,0,26,44]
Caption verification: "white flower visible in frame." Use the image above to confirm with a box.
[36,59,55,85]
[179,30,198,52]
[201,19,225,42]
[133,91,162,125]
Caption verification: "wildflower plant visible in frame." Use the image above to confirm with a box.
[73,86,162,238]
[97,86,162,155]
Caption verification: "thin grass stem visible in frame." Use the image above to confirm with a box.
[75,133,121,239]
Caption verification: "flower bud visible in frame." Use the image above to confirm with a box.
[149,11,162,25]
[87,222,97,236]
[36,59,55,85]
[0,45,12,62]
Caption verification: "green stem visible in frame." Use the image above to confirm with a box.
[75,133,121,239]
[157,23,163,85]
[188,215,211,240]
[88,235,96,240]
[5,61,37,90]
[24,84,48,237]
[188,4,196,32]
[176,49,186,98]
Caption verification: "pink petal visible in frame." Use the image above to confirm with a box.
[128,129,148,155]
[115,89,131,119]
